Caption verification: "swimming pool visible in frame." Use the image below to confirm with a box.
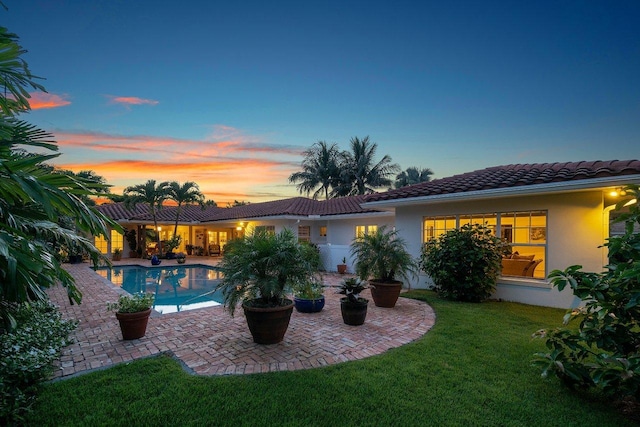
[96,264,224,314]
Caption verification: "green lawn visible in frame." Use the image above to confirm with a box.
[26,291,635,426]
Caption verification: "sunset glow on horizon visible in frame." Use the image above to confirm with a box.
[8,1,638,204]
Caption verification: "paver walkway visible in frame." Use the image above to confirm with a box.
[47,258,436,379]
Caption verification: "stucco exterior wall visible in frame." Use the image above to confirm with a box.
[394,190,608,308]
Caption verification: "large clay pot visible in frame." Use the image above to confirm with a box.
[337,264,347,274]
[340,297,368,326]
[242,299,294,344]
[293,296,325,313]
[115,309,152,340]
[370,280,403,308]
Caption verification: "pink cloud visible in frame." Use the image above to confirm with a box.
[107,96,159,106]
[29,92,71,109]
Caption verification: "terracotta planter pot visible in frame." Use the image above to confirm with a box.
[340,297,368,326]
[115,309,152,340]
[369,280,403,308]
[337,264,347,274]
[242,299,294,344]
[293,296,325,313]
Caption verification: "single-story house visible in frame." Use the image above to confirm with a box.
[96,159,640,308]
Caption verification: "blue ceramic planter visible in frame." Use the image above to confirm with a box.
[293,296,325,313]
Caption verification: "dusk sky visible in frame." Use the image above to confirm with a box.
[5,1,640,204]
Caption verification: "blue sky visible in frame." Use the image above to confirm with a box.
[5,1,640,204]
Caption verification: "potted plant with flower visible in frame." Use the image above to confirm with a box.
[337,277,369,325]
[215,228,317,344]
[107,292,155,340]
[176,252,186,264]
[350,225,418,308]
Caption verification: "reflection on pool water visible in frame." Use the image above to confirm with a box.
[95,264,224,314]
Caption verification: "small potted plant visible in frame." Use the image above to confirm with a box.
[291,277,325,313]
[176,252,186,264]
[350,225,418,308]
[185,244,194,255]
[107,292,155,340]
[112,247,122,261]
[337,277,369,326]
[337,257,347,274]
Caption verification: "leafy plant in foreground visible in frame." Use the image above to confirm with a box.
[0,301,77,424]
[532,185,640,399]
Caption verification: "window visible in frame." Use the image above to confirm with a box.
[94,235,108,254]
[423,211,547,279]
[319,226,327,237]
[298,226,311,242]
[355,225,378,239]
[111,230,123,252]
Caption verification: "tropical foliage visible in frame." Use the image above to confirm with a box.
[289,136,403,199]
[0,26,115,330]
[289,141,340,200]
[216,228,317,315]
[394,166,433,188]
[165,181,204,237]
[0,300,77,424]
[337,277,369,303]
[533,185,640,399]
[351,225,418,283]
[123,179,169,254]
[106,292,155,313]
[420,223,503,302]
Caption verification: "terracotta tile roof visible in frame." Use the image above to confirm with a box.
[97,195,383,224]
[364,160,640,203]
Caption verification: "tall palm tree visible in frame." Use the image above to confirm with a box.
[123,179,170,255]
[0,27,116,329]
[337,136,400,196]
[394,167,434,188]
[166,181,205,237]
[289,141,340,200]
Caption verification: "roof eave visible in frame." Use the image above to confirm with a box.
[362,175,640,208]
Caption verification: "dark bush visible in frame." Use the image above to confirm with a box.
[0,301,77,424]
[420,223,503,302]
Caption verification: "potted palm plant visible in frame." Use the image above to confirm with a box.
[215,228,317,344]
[292,277,325,313]
[112,247,122,261]
[350,225,418,308]
[107,292,155,340]
[337,277,369,325]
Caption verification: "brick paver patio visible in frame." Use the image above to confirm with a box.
[47,258,436,379]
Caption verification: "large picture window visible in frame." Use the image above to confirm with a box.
[423,211,547,279]
[356,225,378,239]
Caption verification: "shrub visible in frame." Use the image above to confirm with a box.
[420,223,503,302]
[0,300,77,424]
[106,292,155,313]
[532,185,640,399]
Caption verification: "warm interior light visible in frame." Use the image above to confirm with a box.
[157,226,162,231]
[609,189,619,197]
[236,226,242,231]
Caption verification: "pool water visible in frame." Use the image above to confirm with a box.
[96,265,224,314]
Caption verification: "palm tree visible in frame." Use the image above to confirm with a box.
[0,27,116,329]
[337,136,400,196]
[123,180,170,256]
[289,141,340,200]
[166,181,205,237]
[394,167,434,188]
